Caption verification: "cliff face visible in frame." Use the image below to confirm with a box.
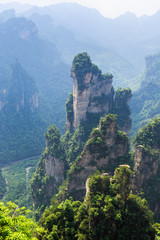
[133,145,160,217]
[112,88,132,136]
[66,53,131,135]
[133,118,160,219]
[67,114,130,201]
[0,61,38,113]
[31,125,65,209]
[66,52,114,130]
[8,61,38,113]
[31,53,132,209]
[71,71,113,129]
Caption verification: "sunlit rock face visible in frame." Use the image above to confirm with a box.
[67,115,130,201]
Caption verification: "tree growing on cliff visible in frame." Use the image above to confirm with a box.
[39,166,155,240]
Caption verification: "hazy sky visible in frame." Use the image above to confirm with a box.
[1,0,160,18]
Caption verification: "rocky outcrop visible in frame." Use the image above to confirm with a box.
[71,71,113,129]
[66,53,131,135]
[133,145,160,218]
[66,53,114,130]
[67,114,130,201]
[6,61,39,113]
[133,118,160,219]
[112,88,132,136]
[44,155,64,184]
[31,125,65,209]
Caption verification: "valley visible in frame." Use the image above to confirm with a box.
[0,2,160,239]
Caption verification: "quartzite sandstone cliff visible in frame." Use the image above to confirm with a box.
[67,114,130,201]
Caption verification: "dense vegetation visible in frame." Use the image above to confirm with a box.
[0,16,72,166]
[2,4,160,239]
[133,118,160,219]
[72,52,113,90]
[130,53,160,137]
[1,157,39,208]
[0,169,6,199]
[0,201,43,239]
[30,125,66,212]
[133,117,160,149]
[65,93,74,127]
[0,62,46,165]
[112,88,132,131]
[1,166,158,239]
[39,166,155,240]
[31,52,132,210]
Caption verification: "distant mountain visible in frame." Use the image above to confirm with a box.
[1,2,160,162]
[130,53,160,137]
[0,2,32,13]
[0,16,72,164]
[0,16,72,130]
[20,3,160,72]
[23,9,138,88]
[0,62,46,165]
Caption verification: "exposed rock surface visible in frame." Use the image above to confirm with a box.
[67,114,130,201]
[71,71,113,129]
[31,53,132,209]
[31,125,65,209]
[133,145,160,218]
[66,53,131,135]
[4,61,39,113]
[133,118,160,219]
[44,155,64,184]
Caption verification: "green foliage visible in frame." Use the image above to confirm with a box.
[116,130,129,144]
[30,125,67,213]
[130,53,160,138]
[2,157,39,209]
[72,52,92,90]
[65,93,74,126]
[0,105,46,166]
[72,52,112,91]
[61,120,96,166]
[0,169,6,199]
[112,88,132,130]
[111,165,132,202]
[86,128,103,154]
[0,201,43,239]
[44,124,65,159]
[133,118,160,149]
[0,61,49,166]
[30,158,56,212]
[40,199,82,240]
[39,166,155,240]
[99,113,117,135]
[133,118,160,221]
[154,223,160,240]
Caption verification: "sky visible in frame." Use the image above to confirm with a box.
[1,0,160,18]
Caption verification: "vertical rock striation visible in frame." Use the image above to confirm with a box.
[133,118,160,219]
[67,52,114,130]
[67,114,130,201]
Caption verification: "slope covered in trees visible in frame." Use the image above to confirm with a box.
[0,166,158,239]
[0,62,46,165]
[130,53,160,137]
[30,53,132,210]
[133,118,160,220]
[39,166,155,240]
[0,16,72,165]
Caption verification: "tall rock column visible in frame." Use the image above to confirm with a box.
[31,125,65,209]
[67,114,130,201]
[67,52,114,130]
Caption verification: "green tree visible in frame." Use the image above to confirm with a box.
[0,201,44,239]
[39,166,155,240]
